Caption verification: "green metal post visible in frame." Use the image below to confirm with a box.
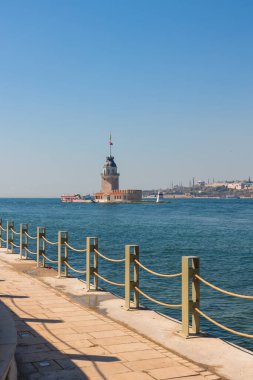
[6,221,9,252]
[86,237,96,291]
[36,227,45,268]
[125,244,139,310]
[64,232,68,277]
[192,257,200,334]
[0,218,2,249]
[10,222,14,253]
[58,231,62,277]
[93,238,98,290]
[25,225,28,259]
[41,228,46,267]
[58,231,67,277]
[86,237,91,290]
[133,245,139,308]
[7,221,14,253]
[0,218,2,248]
[20,224,28,259]
[125,245,131,310]
[182,256,200,337]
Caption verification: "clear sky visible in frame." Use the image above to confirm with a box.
[0,0,252,197]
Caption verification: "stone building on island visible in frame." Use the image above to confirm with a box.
[95,136,142,203]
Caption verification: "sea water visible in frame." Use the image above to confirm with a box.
[0,198,253,351]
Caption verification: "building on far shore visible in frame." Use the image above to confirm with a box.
[94,135,142,203]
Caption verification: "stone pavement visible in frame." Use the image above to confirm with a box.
[0,258,221,380]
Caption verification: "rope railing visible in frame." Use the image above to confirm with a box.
[93,272,124,287]
[1,218,252,343]
[64,242,87,253]
[42,236,58,245]
[64,261,86,274]
[195,274,253,299]
[195,308,253,339]
[94,248,125,263]
[10,228,21,236]
[11,242,20,248]
[41,253,58,264]
[134,259,182,278]
[24,247,37,255]
[24,231,37,240]
[135,286,182,308]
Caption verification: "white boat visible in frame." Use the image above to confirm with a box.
[156,192,164,203]
[60,194,94,203]
[61,194,83,202]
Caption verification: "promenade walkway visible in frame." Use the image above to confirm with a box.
[0,253,221,380]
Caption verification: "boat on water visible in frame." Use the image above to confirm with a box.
[60,194,94,203]
[156,191,164,203]
[142,192,170,204]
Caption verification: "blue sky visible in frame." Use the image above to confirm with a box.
[0,1,252,196]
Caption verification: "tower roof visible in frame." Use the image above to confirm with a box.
[103,156,117,168]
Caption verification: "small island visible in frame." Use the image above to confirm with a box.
[94,136,142,203]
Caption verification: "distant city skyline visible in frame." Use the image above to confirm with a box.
[0,1,253,197]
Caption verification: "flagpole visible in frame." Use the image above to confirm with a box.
[109,132,112,156]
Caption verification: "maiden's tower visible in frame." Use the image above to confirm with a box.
[95,135,142,203]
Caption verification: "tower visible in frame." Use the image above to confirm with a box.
[101,134,120,193]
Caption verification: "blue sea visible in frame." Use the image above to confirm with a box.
[1,198,253,351]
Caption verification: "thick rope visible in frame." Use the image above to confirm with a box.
[10,228,21,236]
[0,226,7,232]
[42,236,58,245]
[135,286,182,308]
[11,242,20,248]
[0,237,7,243]
[93,272,124,287]
[64,242,87,253]
[24,247,37,255]
[195,274,253,299]
[64,261,86,274]
[94,248,125,263]
[134,259,182,278]
[41,253,58,263]
[24,232,37,240]
[195,308,253,339]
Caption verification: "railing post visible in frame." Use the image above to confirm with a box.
[58,231,67,277]
[125,245,131,310]
[86,237,96,291]
[10,222,14,253]
[24,225,29,259]
[133,245,139,308]
[125,244,139,310]
[36,227,40,267]
[20,224,28,259]
[6,221,9,252]
[58,231,62,277]
[192,257,200,334]
[64,232,68,277]
[41,228,46,267]
[182,256,200,337]
[86,237,91,291]
[36,227,45,268]
[7,221,14,253]
[0,218,2,248]
[93,238,98,290]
